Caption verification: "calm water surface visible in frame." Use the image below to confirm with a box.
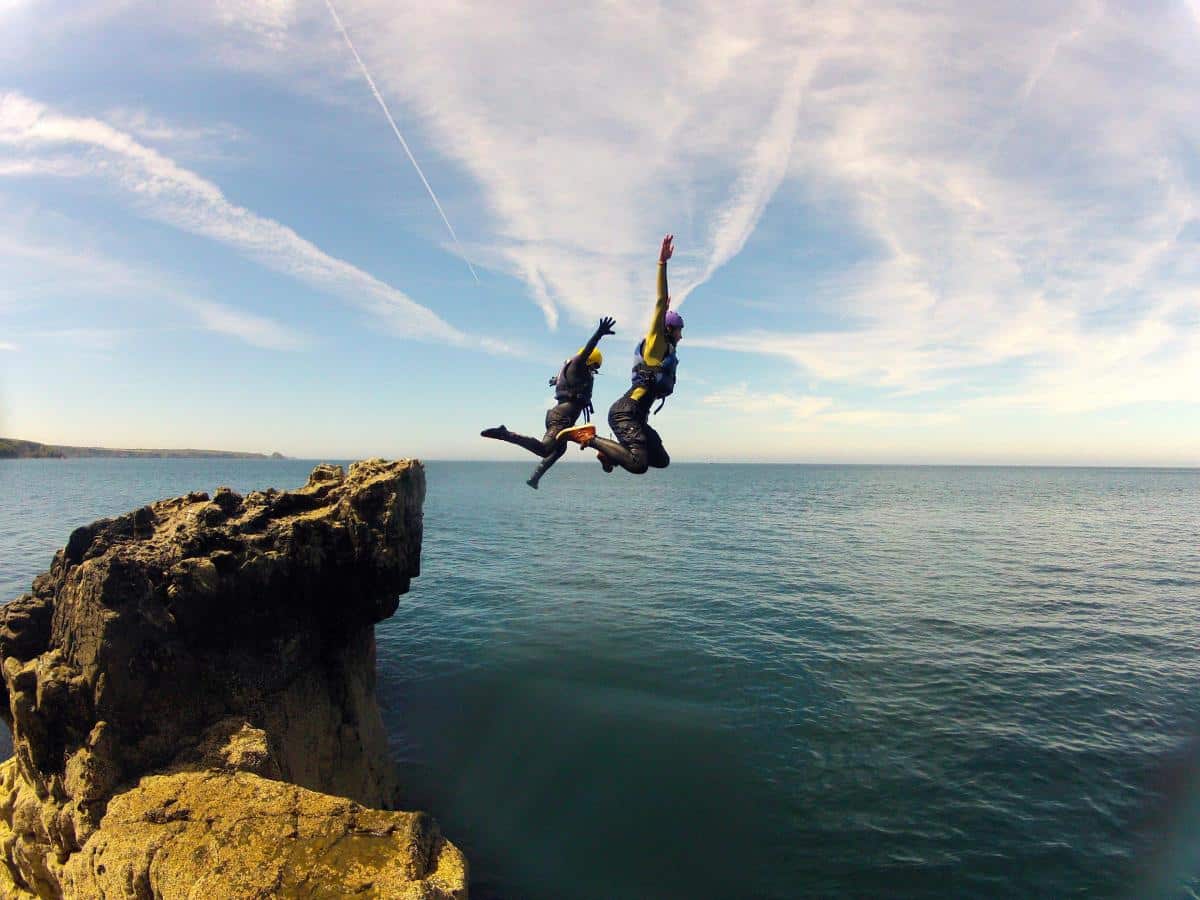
[2,459,1199,898]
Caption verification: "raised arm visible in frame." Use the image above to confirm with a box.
[642,234,673,366]
[575,316,616,364]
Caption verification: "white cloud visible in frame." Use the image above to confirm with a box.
[102,108,244,156]
[0,224,307,350]
[700,383,957,432]
[964,305,1200,413]
[0,225,147,313]
[682,1,1200,414]
[0,0,136,49]
[0,158,90,177]
[9,1,1200,433]
[0,91,473,347]
[703,384,832,418]
[206,0,1200,418]
[0,340,16,351]
[176,297,308,350]
[211,0,826,330]
[217,0,296,45]
[25,328,126,351]
[819,409,957,427]
[675,59,811,304]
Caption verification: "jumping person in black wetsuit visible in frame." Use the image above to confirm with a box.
[481,316,616,489]
[559,234,681,474]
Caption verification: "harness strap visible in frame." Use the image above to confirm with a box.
[632,363,659,386]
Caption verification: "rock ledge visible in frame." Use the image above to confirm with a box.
[0,459,466,898]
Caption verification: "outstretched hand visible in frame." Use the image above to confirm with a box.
[598,316,616,336]
[659,234,674,264]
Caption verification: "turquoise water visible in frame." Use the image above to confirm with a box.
[2,459,1199,898]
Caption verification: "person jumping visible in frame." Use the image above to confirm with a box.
[559,234,681,474]
[481,316,616,488]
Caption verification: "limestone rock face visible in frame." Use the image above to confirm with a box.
[57,768,467,900]
[0,459,467,898]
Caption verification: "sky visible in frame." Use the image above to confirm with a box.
[1,0,1198,465]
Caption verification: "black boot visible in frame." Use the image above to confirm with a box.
[589,435,639,470]
[483,425,550,455]
[526,443,565,488]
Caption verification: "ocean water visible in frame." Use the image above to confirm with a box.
[2,458,1199,899]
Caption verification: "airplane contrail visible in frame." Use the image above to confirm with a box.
[323,0,480,284]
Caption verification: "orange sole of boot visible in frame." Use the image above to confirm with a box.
[557,424,597,444]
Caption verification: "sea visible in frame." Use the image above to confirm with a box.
[1,458,1199,899]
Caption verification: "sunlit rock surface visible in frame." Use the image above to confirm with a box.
[0,459,466,898]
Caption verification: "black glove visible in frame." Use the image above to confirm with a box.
[598,316,616,336]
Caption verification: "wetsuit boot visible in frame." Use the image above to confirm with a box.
[481,425,551,456]
[588,435,643,472]
[526,442,568,489]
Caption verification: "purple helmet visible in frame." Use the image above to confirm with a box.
[665,310,684,330]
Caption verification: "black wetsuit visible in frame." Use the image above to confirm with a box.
[501,398,589,483]
[601,390,670,474]
[482,317,613,487]
[587,258,677,475]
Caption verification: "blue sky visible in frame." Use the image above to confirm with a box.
[1,0,1198,464]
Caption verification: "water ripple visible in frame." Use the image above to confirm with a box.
[4,460,1200,899]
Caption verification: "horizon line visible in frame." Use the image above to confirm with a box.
[8,457,1197,470]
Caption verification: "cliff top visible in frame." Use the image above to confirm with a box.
[0,458,465,899]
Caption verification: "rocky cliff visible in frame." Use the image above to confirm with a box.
[0,459,466,898]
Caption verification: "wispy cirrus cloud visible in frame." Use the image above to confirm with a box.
[178,297,308,351]
[101,108,244,159]
[0,158,90,178]
[675,59,810,304]
[703,384,832,419]
[217,0,296,44]
[0,91,475,347]
[0,224,307,350]
[962,303,1200,414]
[0,225,148,299]
[217,0,1200,420]
[209,0,823,330]
[701,383,956,432]
[8,0,1200,446]
[23,327,127,352]
[691,0,1200,414]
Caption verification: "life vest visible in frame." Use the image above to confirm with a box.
[549,358,595,420]
[630,339,678,411]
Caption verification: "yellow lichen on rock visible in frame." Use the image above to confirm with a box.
[0,460,465,899]
[0,759,39,899]
[59,770,467,899]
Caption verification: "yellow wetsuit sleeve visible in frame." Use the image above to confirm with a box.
[630,262,669,401]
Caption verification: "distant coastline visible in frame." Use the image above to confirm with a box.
[0,438,285,460]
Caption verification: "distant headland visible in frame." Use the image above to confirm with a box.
[0,437,286,460]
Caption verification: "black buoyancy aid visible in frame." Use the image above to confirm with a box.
[549,358,595,420]
[630,339,678,411]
